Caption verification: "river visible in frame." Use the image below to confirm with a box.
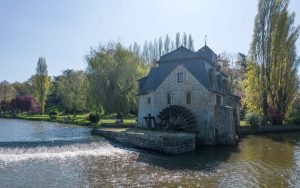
[0,118,300,187]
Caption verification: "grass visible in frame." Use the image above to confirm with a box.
[1,112,137,127]
[240,120,249,127]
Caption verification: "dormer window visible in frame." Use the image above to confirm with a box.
[177,73,183,83]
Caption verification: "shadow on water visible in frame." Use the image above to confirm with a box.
[135,145,240,171]
[98,137,240,171]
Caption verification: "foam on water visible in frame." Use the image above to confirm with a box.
[0,142,132,165]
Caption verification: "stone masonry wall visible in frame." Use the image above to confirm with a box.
[92,128,196,154]
[137,92,154,128]
[214,105,238,145]
[138,64,216,145]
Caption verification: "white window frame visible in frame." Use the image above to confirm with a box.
[177,72,183,83]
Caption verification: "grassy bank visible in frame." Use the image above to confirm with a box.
[240,120,249,127]
[0,113,136,127]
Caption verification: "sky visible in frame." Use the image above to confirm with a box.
[0,0,300,82]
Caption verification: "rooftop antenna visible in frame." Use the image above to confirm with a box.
[204,35,207,46]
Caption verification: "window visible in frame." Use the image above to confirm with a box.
[186,92,191,104]
[177,73,183,83]
[216,95,222,105]
[217,76,221,91]
[147,97,151,104]
[167,94,172,104]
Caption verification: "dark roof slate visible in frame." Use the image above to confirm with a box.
[159,46,198,63]
[138,45,225,95]
[196,45,218,63]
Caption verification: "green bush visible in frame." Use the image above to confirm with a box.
[285,111,300,125]
[245,113,263,128]
[49,109,58,120]
[88,112,100,124]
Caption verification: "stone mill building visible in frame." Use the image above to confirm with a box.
[137,45,239,145]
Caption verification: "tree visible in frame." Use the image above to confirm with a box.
[44,76,64,111]
[158,36,163,57]
[218,52,247,93]
[164,34,170,54]
[188,34,194,51]
[12,81,33,97]
[8,96,35,114]
[32,57,51,114]
[182,32,187,47]
[133,42,141,56]
[0,80,16,101]
[0,100,9,115]
[244,0,300,125]
[242,61,263,114]
[56,70,87,114]
[142,40,149,64]
[170,41,175,51]
[175,32,181,48]
[85,42,148,114]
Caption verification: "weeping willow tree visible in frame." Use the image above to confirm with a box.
[85,42,148,114]
[243,0,300,125]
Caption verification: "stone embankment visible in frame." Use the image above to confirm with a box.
[92,128,196,154]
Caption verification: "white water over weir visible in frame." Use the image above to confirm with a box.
[0,142,130,165]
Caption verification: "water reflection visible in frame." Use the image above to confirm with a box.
[137,146,239,170]
[1,119,300,187]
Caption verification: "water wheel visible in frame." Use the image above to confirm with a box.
[157,105,196,132]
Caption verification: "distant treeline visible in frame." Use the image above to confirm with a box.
[0,32,197,115]
[128,32,195,65]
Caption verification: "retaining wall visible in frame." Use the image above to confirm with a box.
[92,128,196,154]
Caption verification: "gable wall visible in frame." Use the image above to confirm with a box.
[138,64,216,144]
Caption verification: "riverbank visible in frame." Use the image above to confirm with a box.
[2,118,300,187]
[239,125,300,134]
[0,113,136,127]
[92,128,196,154]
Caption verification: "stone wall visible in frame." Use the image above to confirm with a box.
[214,105,238,145]
[92,128,196,154]
[137,92,154,128]
[138,64,216,145]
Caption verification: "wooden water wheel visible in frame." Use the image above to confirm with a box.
[157,105,196,132]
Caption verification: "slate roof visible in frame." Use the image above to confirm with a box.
[159,46,199,62]
[138,45,225,95]
[197,45,218,63]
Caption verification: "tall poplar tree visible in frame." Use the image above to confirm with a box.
[188,34,194,51]
[164,34,170,54]
[243,0,300,125]
[33,57,51,114]
[175,32,181,48]
[182,32,187,47]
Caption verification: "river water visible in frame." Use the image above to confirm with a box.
[0,119,300,187]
